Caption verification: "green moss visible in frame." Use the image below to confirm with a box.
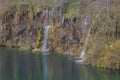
[36,27,44,48]
[64,0,78,19]
[19,45,31,51]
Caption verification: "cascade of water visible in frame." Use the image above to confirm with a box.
[46,8,49,24]
[41,9,50,80]
[75,10,101,63]
[80,48,85,59]
[41,8,51,52]
[74,16,89,63]
[80,16,89,59]
[41,25,50,51]
[81,16,89,35]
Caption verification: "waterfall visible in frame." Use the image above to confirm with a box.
[41,25,50,51]
[80,48,85,59]
[74,10,101,63]
[46,9,49,24]
[41,8,51,52]
[81,16,89,33]
[80,16,89,59]
[74,16,89,63]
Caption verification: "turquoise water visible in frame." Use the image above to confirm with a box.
[0,48,120,80]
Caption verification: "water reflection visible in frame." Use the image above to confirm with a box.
[42,53,49,80]
[0,48,120,80]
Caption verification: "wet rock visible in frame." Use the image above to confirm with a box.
[32,48,40,52]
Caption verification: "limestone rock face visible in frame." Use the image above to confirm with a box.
[48,23,83,55]
[0,3,84,55]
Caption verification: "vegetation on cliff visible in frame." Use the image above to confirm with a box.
[0,0,120,69]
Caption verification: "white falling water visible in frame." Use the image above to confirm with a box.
[74,16,90,63]
[80,48,85,59]
[75,10,101,63]
[79,16,89,59]
[74,49,85,63]
[80,16,89,56]
[41,25,50,51]
[74,16,89,63]
[81,16,89,33]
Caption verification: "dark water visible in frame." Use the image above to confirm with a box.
[0,48,120,80]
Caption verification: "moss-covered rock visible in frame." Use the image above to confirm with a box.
[36,27,43,48]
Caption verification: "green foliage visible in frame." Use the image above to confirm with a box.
[111,40,120,53]
[19,44,31,51]
[103,40,120,69]
[36,27,43,48]
[86,39,120,69]
[65,1,78,19]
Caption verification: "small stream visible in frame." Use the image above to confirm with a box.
[0,48,120,80]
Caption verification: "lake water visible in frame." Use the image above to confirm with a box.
[0,48,120,80]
